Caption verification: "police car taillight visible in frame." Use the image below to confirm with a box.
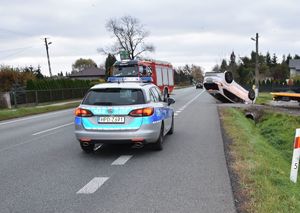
[129,107,154,117]
[75,108,93,117]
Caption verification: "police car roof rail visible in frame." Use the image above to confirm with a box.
[107,76,153,83]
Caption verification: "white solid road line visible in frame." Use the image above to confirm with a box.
[180,90,204,109]
[175,90,205,115]
[77,177,109,194]
[112,155,133,165]
[0,109,73,127]
[32,122,73,136]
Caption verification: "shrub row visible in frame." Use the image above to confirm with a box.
[26,79,91,90]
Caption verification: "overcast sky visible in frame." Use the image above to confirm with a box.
[0,0,299,76]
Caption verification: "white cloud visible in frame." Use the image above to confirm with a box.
[0,0,299,75]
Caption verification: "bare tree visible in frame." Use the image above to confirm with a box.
[99,15,154,59]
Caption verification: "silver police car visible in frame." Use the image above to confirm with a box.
[74,77,175,153]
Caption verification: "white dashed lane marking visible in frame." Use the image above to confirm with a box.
[112,155,133,165]
[94,144,103,151]
[77,177,109,194]
[32,122,73,136]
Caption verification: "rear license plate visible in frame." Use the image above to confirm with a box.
[98,116,125,124]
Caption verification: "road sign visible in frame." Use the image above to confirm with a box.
[290,129,300,183]
[120,50,130,60]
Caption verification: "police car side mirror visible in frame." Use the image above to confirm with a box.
[167,97,175,106]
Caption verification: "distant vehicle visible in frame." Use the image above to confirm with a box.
[74,77,175,153]
[271,92,300,103]
[203,71,255,104]
[195,82,203,89]
[112,59,174,101]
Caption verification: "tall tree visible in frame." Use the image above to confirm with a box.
[271,53,278,66]
[191,65,204,82]
[228,51,239,81]
[33,66,44,79]
[266,52,272,67]
[286,54,292,65]
[105,54,117,79]
[220,59,227,72]
[100,15,154,59]
[72,58,97,72]
[230,51,236,64]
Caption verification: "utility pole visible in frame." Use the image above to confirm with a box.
[251,33,259,95]
[44,38,52,77]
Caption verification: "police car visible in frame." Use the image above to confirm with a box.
[74,77,175,153]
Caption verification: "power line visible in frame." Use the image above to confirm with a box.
[0,46,35,60]
[0,46,33,53]
[0,28,33,37]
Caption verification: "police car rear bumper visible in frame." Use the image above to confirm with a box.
[75,122,161,144]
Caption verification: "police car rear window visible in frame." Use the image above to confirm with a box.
[83,88,145,106]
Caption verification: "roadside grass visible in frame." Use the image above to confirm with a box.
[255,92,272,105]
[220,108,300,212]
[0,102,80,121]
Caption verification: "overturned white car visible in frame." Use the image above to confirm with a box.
[203,71,255,104]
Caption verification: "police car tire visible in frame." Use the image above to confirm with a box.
[163,88,168,101]
[153,123,164,151]
[167,115,174,135]
[80,142,94,153]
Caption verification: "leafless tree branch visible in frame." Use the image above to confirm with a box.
[99,15,154,60]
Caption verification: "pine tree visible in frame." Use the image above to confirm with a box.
[294,54,300,59]
[105,54,117,79]
[34,66,44,79]
[230,51,236,65]
[266,52,272,67]
[286,54,292,65]
[220,59,227,72]
[271,53,277,66]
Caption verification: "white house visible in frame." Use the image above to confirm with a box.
[289,59,300,78]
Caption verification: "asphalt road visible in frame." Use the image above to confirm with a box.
[0,87,236,213]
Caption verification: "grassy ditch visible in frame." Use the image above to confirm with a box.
[0,102,80,121]
[220,108,300,212]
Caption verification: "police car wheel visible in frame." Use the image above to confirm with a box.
[153,123,164,151]
[80,142,95,153]
[167,115,174,135]
[163,89,168,101]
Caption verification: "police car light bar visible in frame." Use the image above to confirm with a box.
[107,76,153,83]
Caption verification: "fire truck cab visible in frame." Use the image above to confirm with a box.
[112,59,174,100]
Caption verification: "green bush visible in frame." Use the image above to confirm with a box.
[26,79,91,90]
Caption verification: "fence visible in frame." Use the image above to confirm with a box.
[7,88,89,108]
[242,82,300,93]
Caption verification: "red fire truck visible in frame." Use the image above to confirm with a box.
[111,59,175,100]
